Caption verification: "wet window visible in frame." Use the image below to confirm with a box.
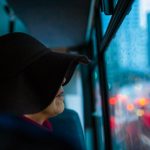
[105,0,150,149]
[100,12,111,36]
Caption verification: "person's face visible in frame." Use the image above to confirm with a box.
[42,78,66,117]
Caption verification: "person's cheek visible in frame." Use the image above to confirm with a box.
[56,98,64,112]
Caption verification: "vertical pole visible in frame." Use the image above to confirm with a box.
[95,6,112,150]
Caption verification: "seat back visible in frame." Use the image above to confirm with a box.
[49,108,86,150]
[0,112,85,150]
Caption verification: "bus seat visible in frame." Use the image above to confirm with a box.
[49,108,86,150]
[0,111,85,150]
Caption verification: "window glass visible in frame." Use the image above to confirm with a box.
[105,0,150,149]
[64,69,85,130]
[0,1,9,35]
[0,0,27,35]
[100,12,111,36]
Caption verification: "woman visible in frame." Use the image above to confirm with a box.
[22,77,66,131]
[0,32,90,149]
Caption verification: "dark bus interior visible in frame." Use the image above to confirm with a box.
[0,0,150,150]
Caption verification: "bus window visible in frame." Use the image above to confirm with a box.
[0,0,27,35]
[100,0,120,34]
[64,69,85,130]
[105,0,150,149]
[100,11,111,36]
[0,1,10,35]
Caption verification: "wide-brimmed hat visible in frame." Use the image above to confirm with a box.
[0,32,90,114]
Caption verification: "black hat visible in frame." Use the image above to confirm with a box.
[0,32,90,114]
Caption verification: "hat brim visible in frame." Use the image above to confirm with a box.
[0,50,90,114]
[24,50,90,114]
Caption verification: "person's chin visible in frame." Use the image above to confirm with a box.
[58,106,64,114]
